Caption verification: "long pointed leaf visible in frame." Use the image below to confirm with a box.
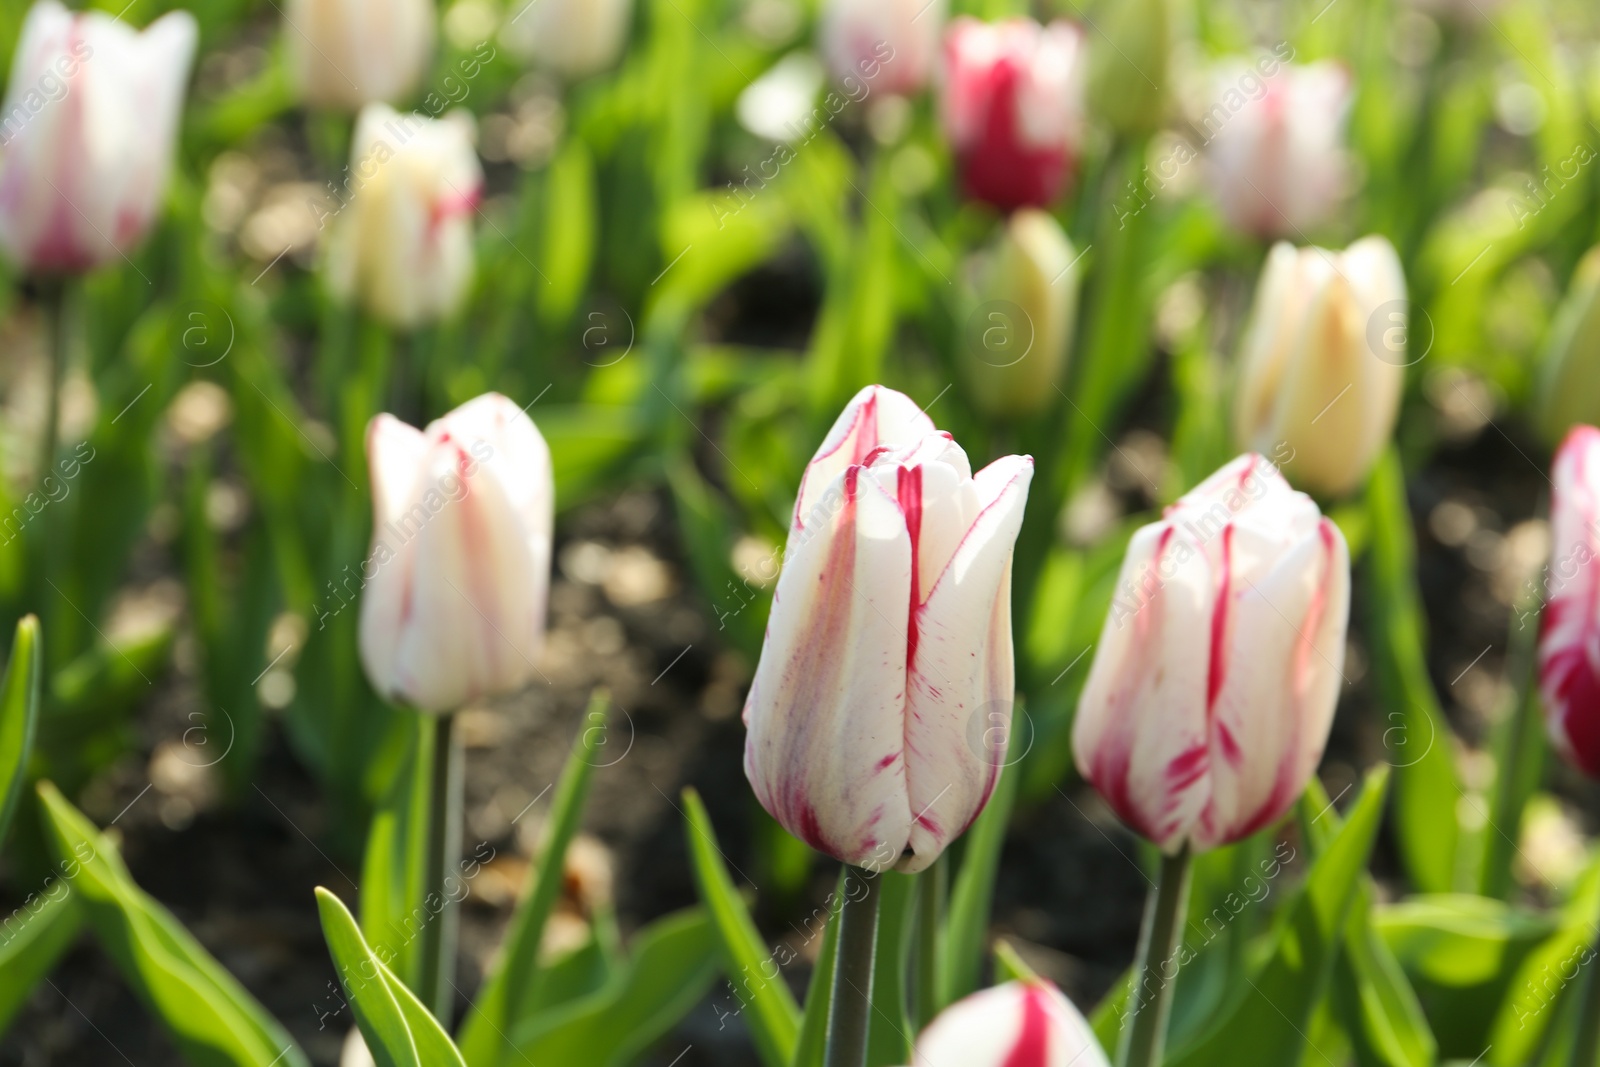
[0,615,41,849]
[0,884,80,1034]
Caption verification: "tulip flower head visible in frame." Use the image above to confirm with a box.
[819,0,944,97]
[1233,236,1407,499]
[359,393,553,713]
[941,17,1085,213]
[912,979,1110,1067]
[0,1,197,274]
[743,386,1033,873]
[284,0,435,111]
[500,0,632,81]
[1073,454,1350,854]
[1205,60,1351,239]
[326,104,483,329]
[1538,426,1600,778]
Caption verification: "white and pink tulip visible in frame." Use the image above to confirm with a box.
[1073,454,1350,853]
[912,979,1110,1067]
[1539,426,1600,778]
[742,385,1033,873]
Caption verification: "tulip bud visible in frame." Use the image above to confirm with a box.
[1205,60,1351,239]
[500,0,632,81]
[0,1,196,274]
[941,17,1086,213]
[743,385,1033,873]
[1538,426,1600,778]
[1073,453,1350,854]
[961,208,1079,418]
[819,0,943,96]
[913,979,1110,1067]
[325,104,483,329]
[1087,0,1169,136]
[1535,247,1600,446]
[1232,236,1406,499]
[284,0,434,111]
[359,393,553,713]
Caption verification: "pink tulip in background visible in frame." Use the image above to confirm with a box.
[0,0,196,274]
[742,385,1033,873]
[912,979,1110,1067]
[1073,453,1350,854]
[360,393,553,713]
[819,0,945,96]
[1539,426,1600,778]
[941,17,1085,213]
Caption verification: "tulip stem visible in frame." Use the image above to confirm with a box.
[418,710,463,1025]
[824,865,883,1067]
[915,855,946,1028]
[39,280,66,484]
[1572,913,1600,1067]
[1118,847,1192,1067]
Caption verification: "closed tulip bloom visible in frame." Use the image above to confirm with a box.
[1538,426,1600,778]
[941,17,1085,212]
[1535,247,1600,446]
[743,386,1033,873]
[1073,454,1350,854]
[1233,236,1406,498]
[326,104,482,329]
[0,1,196,274]
[963,207,1079,418]
[284,0,434,110]
[359,393,553,713]
[913,980,1110,1067]
[820,0,943,96]
[500,0,631,80]
[1205,60,1351,238]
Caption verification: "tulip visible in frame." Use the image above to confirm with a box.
[1232,235,1407,498]
[359,392,553,713]
[325,104,483,329]
[500,0,632,81]
[819,0,943,97]
[0,1,196,274]
[941,17,1086,213]
[912,980,1110,1067]
[1087,0,1169,136]
[1538,426,1600,779]
[742,385,1033,874]
[962,207,1079,418]
[1073,453,1350,854]
[284,0,434,111]
[1536,247,1600,446]
[1204,60,1351,239]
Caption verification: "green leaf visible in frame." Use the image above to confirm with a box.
[359,714,436,993]
[994,939,1041,984]
[867,872,917,1067]
[1366,449,1462,894]
[315,887,467,1067]
[36,781,308,1067]
[459,691,609,1067]
[793,874,845,1067]
[538,139,597,329]
[941,719,1024,1007]
[680,786,800,1067]
[0,883,81,1034]
[0,615,41,850]
[507,907,719,1065]
[1166,766,1390,1067]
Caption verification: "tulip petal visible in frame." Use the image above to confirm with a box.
[366,414,429,530]
[795,385,936,522]
[1540,427,1600,776]
[913,979,1110,1067]
[743,464,914,871]
[900,454,1032,871]
[428,391,554,548]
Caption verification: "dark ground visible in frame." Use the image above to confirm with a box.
[0,377,1568,1066]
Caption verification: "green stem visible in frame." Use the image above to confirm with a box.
[824,866,883,1067]
[1570,915,1600,1067]
[417,710,463,1024]
[1118,848,1192,1067]
[39,281,67,485]
[915,856,946,1029]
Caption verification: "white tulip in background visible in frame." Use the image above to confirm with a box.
[742,385,1033,874]
[1232,235,1407,498]
[500,0,632,80]
[1205,60,1351,238]
[1073,453,1350,855]
[359,393,553,713]
[325,103,483,329]
[819,0,944,96]
[0,0,196,274]
[912,979,1111,1067]
[284,0,435,110]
